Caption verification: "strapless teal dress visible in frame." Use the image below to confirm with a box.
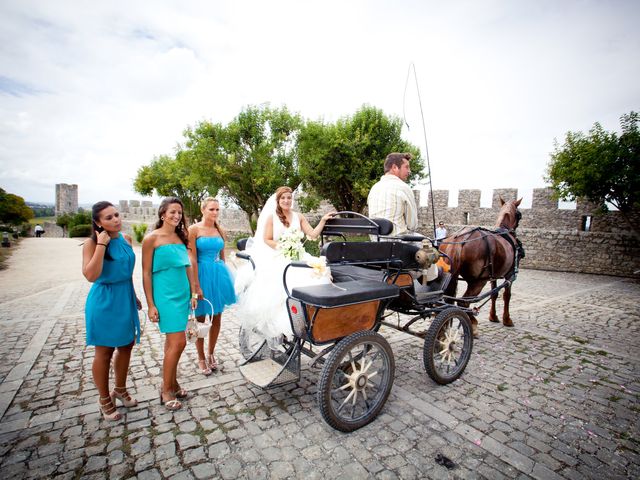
[85,234,140,347]
[152,243,190,334]
[194,236,236,316]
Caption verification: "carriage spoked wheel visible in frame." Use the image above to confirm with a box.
[423,308,473,385]
[317,331,395,432]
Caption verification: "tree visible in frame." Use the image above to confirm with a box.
[298,105,425,213]
[184,105,303,230]
[0,188,34,225]
[546,111,640,234]
[133,150,213,222]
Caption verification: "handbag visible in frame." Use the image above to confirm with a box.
[185,297,214,343]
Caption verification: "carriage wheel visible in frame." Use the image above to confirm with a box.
[238,325,267,360]
[317,331,394,432]
[423,308,473,385]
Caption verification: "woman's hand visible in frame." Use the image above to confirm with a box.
[321,211,336,223]
[148,305,159,323]
[190,297,198,310]
[97,231,111,246]
[196,286,204,299]
[135,297,142,311]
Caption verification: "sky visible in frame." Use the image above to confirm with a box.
[1,0,638,208]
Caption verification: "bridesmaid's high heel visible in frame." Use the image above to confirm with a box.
[112,386,138,408]
[98,396,122,421]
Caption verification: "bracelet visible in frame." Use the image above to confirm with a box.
[191,293,199,299]
[97,243,107,246]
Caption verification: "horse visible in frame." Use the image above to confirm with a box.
[438,197,523,337]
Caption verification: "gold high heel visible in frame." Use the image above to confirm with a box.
[112,386,138,408]
[98,395,122,421]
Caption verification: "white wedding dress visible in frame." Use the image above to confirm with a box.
[234,198,331,346]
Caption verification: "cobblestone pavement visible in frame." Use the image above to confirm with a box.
[0,238,638,479]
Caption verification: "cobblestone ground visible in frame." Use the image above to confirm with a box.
[0,238,638,479]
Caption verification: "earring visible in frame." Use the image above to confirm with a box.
[161,217,164,221]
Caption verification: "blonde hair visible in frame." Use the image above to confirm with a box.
[200,197,227,240]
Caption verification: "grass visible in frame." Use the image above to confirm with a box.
[29,217,55,225]
[0,237,21,270]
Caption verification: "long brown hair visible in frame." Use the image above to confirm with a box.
[275,186,293,228]
[155,197,189,246]
[200,197,227,241]
[91,201,114,260]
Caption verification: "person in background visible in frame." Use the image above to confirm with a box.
[367,152,418,236]
[435,221,448,246]
[142,197,198,411]
[82,201,141,421]
[188,197,236,375]
[34,224,44,238]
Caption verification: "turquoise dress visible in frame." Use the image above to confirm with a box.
[85,234,140,347]
[195,236,236,316]
[152,243,191,334]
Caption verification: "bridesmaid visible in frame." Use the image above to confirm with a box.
[142,197,198,411]
[83,201,141,421]
[188,198,236,375]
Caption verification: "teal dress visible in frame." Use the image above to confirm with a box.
[194,236,236,316]
[85,234,140,347]
[152,243,191,334]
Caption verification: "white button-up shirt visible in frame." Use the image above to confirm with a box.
[367,174,418,235]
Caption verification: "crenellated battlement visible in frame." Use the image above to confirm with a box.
[420,187,637,234]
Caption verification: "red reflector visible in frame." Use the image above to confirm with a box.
[291,305,298,314]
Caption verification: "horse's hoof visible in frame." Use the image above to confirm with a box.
[503,320,514,327]
[489,316,499,323]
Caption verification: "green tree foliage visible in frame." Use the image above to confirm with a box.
[69,224,92,237]
[132,223,148,243]
[546,111,640,233]
[133,150,212,222]
[184,105,303,229]
[298,105,425,213]
[0,188,34,225]
[56,211,91,236]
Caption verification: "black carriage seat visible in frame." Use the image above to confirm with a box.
[321,241,421,270]
[291,279,399,308]
[330,264,384,283]
[321,217,393,237]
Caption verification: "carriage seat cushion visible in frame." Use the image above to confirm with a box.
[330,264,385,283]
[291,279,399,308]
[321,241,420,269]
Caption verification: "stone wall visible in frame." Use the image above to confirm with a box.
[419,188,640,277]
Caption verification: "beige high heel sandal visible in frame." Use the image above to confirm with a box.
[98,395,122,421]
[111,386,138,408]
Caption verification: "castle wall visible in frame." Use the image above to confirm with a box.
[420,187,640,277]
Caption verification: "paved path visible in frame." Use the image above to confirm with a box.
[0,238,638,479]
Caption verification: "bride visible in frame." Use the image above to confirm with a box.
[235,186,335,346]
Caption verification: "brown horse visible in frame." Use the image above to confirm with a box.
[439,197,523,337]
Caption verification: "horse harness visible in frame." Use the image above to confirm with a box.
[443,226,525,282]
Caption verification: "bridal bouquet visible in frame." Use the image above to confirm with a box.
[277,228,305,261]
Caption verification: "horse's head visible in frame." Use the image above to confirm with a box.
[496,196,522,231]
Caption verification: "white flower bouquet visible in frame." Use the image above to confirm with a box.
[277,228,306,261]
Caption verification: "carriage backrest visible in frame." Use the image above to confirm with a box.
[321,216,393,237]
[321,241,420,269]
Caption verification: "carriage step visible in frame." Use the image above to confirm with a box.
[239,342,301,388]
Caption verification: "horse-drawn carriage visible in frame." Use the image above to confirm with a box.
[235,207,520,432]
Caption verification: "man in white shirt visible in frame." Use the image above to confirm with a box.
[435,222,447,245]
[367,152,418,236]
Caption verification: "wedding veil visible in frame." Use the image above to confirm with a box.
[247,193,277,250]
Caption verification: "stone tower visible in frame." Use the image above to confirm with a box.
[55,183,78,216]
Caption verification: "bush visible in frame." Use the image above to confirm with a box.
[132,223,148,243]
[303,238,321,257]
[69,224,92,238]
